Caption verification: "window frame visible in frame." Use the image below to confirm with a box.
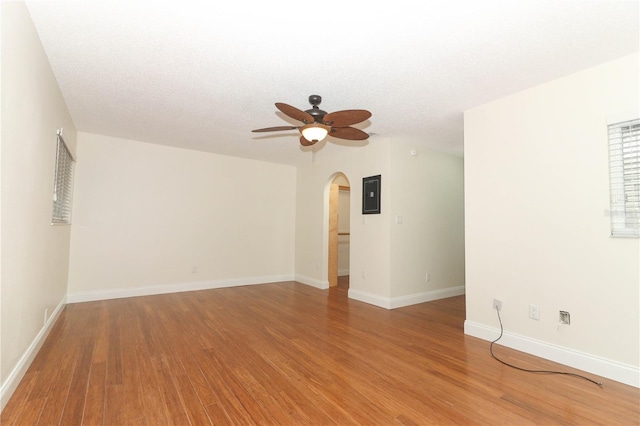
[51,131,75,225]
[608,118,640,238]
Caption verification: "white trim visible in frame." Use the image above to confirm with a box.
[464,320,640,388]
[607,110,640,125]
[67,275,294,304]
[294,274,329,290]
[390,286,465,309]
[348,289,392,309]
[349,286,465,310]
[1,296,67,411]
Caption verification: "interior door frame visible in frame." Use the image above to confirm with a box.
[327,174,350,288]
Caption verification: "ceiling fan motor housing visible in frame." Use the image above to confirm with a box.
[306,95,327,123]
[306,108,327,123]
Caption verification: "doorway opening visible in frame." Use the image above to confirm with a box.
[328,173,350,290]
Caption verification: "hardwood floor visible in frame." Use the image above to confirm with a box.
[337,274,349,289]
[2,282,638,425]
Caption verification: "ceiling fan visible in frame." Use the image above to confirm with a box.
[252,95,372,146]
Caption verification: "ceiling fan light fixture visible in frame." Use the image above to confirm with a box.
[300,123,330,142]
[252,96,371,147]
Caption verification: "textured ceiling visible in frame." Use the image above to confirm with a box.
[26,1,639,166]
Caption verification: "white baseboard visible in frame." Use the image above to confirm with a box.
[67,274,294,304]
[348,289,392,309]
[464,320,640,388]
[1,296,66,411]
[349,286,465,310]
[390,286,465,309]
[294,274,329,290]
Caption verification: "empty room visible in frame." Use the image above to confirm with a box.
[1,1,639,424]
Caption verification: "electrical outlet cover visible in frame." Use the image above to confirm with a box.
[493,299,502,311]
[529,304,540,320]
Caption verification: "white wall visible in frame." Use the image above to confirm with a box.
[295,139,392,298]
[67,132,296,300]
[294,137,465,308]
[1,1,77,407]
[464,53,639,386]
[389,140,465,300]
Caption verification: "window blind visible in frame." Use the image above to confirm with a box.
[52,134,75,224]
[608,118,640,238]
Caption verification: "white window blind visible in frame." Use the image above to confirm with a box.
[608,118,640,238]
[52,133,75,224]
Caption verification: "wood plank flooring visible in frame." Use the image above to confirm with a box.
[2,281,639,425]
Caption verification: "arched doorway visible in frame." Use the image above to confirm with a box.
[328,173,350,289]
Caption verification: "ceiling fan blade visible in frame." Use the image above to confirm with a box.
[323,109,371,127]
[300,135,317,146]
[276,103,315,124]
[252,126,299,133]
[329,127,369,141]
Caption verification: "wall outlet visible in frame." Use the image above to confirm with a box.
[529,304,540,320]
[493,298,502,311]
[426,272,431,282]
[559,311,570,325]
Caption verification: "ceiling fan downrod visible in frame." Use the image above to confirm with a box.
[305,94,327,123]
